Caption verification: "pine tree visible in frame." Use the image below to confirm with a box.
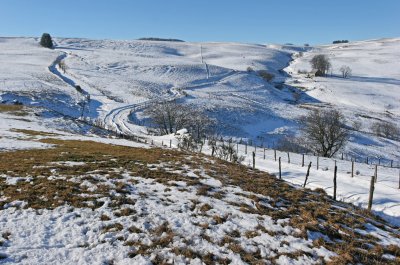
[40,33,53,48]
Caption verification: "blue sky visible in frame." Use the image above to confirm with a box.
[1,0,399,44]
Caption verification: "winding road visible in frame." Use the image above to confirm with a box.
[47,48,241,137]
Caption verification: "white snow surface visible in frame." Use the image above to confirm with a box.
[1,36,400,264]
[1,37,398,162]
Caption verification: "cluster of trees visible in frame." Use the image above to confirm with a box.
[310,55,352,78]
[333,40,349,44]
[138,37,184,42]
[145,101,215,138]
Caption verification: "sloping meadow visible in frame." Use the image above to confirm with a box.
[0,133,399,264]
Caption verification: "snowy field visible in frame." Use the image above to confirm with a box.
[1,37,399,162]
[0,36,400,264]
[285,38,400,162]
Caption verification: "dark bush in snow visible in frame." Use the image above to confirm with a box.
[40,33,53,48]
[258,70,274,82]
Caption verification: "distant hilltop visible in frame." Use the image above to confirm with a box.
[138,37,185,42]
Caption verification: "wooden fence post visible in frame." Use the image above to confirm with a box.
[317,156,319,170]
[170,139,172,148]
[162,140,164,146]
[263,148,266,160]
[368,175,375,211]
[341,153,343,160]
[279,157,281,180]
[390,160,393,168]
[245,143,247,154]
[304,162,312,187]
[374,165,378,183]
[287,152,290,164]
[274,150,277,161]
[333,165,337,201]
[302,154,305,167]
[351,161,354,178]
[252,152,255,170]
[237,143,238,154]
[366,157,369,164]
[254,145,257,153]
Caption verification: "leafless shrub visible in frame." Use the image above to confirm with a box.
[145,101,215,137]
[258,70,275,82]
[299,109,349,157]
[340,65,352,78]
[178,133,203,152]
[208,136,244,163]
[370,121,399,140]
[246,66,254,72]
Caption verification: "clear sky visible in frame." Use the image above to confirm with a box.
[1,0,399,45]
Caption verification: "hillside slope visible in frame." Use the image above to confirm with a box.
[285,38,400,161]
[0,119,399,264]
[1,37,398,163]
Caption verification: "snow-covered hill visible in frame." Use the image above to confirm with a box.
[1,37,398,162]
[285,38,400,162]
[0,36,400,264]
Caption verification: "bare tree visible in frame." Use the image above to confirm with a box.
[310,55,331,76]
[145,101,215,137]
[299,108,349,157]
[339,65,352,78]
[370,121,399,140]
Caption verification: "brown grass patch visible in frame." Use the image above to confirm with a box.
[0,104,28,116]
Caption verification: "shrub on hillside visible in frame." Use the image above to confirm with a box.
[370,121,399,140]
[258,70,274,82]
[40,33,53,48]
